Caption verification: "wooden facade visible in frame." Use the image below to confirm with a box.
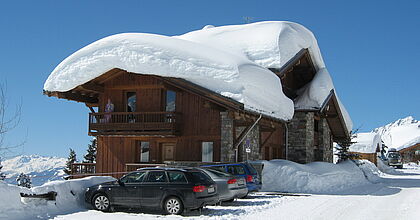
[399,144,420,163]
[45,69,287,178]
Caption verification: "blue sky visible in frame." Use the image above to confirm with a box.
[0,0,419,158]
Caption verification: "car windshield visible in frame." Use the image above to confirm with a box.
[388,153,401,159]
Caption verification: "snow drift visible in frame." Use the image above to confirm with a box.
[44,32,294,120]
[262,160,376,194]
[0,176,115,220]
[177,21,325,70]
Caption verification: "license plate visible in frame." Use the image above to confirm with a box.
[208,187,215,193]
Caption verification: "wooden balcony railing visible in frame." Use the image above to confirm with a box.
[89,112,181,135]
[71,163,96,178]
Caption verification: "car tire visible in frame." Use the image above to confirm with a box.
[92,193,111,212]
[164,196,184,215]
[225,198,235,203]
[240,193,248,199]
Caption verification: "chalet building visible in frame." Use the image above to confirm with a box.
[43,21,352,177]
[399,144,420,163]
[349,133,382,165]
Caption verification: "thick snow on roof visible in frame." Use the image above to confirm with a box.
[373,116,420,151]
[294,68,353,132]
[44,33,294,120]
[349,133,381,153]
[177,21,325,70]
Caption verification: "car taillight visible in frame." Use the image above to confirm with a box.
[227,178,237,184]
[192,185,206,192]
[246,175,253,183]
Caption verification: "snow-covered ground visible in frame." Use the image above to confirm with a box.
[50,163,420,220]
[2,160,420,220]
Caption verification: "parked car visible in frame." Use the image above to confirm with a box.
[85,167,219,215]
[387,149,403,169]
[201,162,262,194]
[199,168,248,202]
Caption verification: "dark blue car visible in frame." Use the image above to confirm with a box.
[201,162,261,194]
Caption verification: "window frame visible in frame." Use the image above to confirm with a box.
[201,141,214,162]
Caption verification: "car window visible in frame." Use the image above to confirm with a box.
[206,166,226,173]
[247,163,258,175]
[227,165,246,175]
[120,171,146,183]
[205,168,232,177]
[190,171,212,184]
[145,171,168,183]
[168,171,188,183]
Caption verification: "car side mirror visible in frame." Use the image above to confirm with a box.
[118,179,125,186]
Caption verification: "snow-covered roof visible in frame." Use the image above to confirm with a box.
[373,116,420,151]
[295,68,353,132]
[349,133,382,154]
[44,33,294,121]
[177,21,325,70]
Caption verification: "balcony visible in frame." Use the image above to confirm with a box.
[71,163,96,179]
[89,112,181,136]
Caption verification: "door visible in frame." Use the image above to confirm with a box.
[162,143,176,161]
[111,171,146,207]
[141,171,169,207]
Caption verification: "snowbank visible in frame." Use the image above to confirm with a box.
[44,32,294,121]
[177,21,325,70]
[377,159,400,175]
[261,160,374,194]
[0,176,115,220]
[349,133,381,154]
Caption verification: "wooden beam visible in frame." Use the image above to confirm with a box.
[57,91,98,104]
[108,84,165,90]
[80,83,104,93]
[97,69,126,84]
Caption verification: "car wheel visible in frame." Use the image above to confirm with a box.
[164,196,184,215]
[92,193,111,212]
[240,193,248,199]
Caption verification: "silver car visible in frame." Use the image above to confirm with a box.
[200,168,248,202]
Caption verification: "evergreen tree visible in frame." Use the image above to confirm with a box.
[83,139,97,163]
[0,157,6,181]
[63,148,77,179]
[334,130,360,163]
[16,173,31,188]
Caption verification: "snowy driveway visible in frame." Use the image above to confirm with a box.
[54,166,420,220]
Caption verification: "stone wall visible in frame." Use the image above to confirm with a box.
[220,112,235,162]
[287,112,333,163]
[220,112,261,162]
[236,125,261,161]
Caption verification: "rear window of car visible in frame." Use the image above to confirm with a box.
[205,166,226,173]
[205,168,232,177]
[227,165,246,175]
[189,171,213,184]
[247,163,258,175]
[168,171,188,183]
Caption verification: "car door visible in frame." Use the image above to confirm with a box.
[141,171,169,207]
[111,171,146,207]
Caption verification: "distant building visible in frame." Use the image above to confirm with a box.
[349,133,382,165]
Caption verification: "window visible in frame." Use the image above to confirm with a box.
[202,142,213,162]
[415,150,420,156]
[227,165,246,175]
[120,171,146,183]
[190,171,212,184]
[314,119,319,132]
[126,92,136,112]
[165,90,176,112]
[145,171,167,183]
[168,171,188,183]
[139,142,150,162]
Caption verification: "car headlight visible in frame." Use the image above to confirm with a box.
[86,187,90,192]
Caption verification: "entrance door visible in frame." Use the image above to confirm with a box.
[162,143,175,161]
